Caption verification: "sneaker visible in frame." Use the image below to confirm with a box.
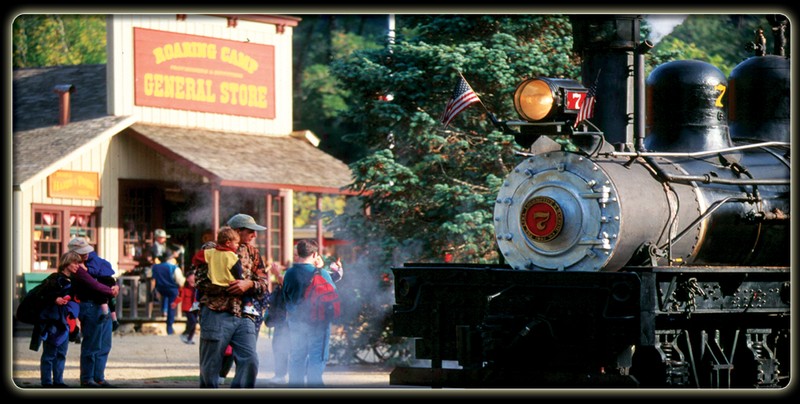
[189,301,201,312]
[266,375,286,385]
[180,334,191,344]
[218,376,225,385]
[242,305,260,317]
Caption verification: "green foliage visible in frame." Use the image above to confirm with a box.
[652,15,775,77]
[13,15,106,68]
[292,16,388,163]
[654,37,731,74]
[293,192,346,228]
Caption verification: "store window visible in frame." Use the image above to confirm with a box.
[32,206,99,271]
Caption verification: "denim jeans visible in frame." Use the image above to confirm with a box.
[157,288,178,335]
[78,301,113,384]
[287,319,331,387]
[40,337,69,385]
[182,311,198,340]
[198,306,259,388]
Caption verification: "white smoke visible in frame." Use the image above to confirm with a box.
[645,15,688,45]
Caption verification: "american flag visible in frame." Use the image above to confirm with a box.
[440,75,481,128]
[573,77,598,128]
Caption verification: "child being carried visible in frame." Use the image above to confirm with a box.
[204,226,259,317]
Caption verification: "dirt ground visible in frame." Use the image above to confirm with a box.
[7,321,413,397]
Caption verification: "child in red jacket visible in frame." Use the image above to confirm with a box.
[173,271,198,344]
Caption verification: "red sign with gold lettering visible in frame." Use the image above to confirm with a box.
[134,27,276,119]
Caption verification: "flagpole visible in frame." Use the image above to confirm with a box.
[456,71,508,132]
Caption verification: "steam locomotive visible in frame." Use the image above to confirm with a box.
[390,15,790,388]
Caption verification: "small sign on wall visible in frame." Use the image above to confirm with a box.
[48,170,100,200]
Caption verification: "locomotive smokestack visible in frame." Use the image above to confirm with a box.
[53,84,76,126]
[570,15,642,150]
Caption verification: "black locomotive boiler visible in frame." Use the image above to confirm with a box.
[390,15,790,388]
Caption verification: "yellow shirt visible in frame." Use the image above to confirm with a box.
[204,249,239,287]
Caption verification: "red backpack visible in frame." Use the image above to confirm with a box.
[303,268,341,322]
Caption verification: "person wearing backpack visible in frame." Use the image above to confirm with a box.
[282,239,339,387]
[34,251,83,388]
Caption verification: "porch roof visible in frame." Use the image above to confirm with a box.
[126,123,355,195]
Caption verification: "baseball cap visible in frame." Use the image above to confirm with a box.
[154,229,170,239]
[227,213,267,231]
[68,237,94,255]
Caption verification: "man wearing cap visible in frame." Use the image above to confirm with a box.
[149,229,170,265]
[195,213,269,388]
[67,237,119,388]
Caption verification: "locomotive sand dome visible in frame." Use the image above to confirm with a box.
[728,55,791,142]
[645,60,731,152]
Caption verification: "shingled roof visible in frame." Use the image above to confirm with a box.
[13,115,136,186]
[12,64,353,193]
[13,64,108,132]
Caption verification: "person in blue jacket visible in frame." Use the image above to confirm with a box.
[282,239,337,387]
[152,250,185,335]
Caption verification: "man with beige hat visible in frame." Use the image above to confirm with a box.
[67,237,119,387]
[149,228,171,265]
[194,213,269,388]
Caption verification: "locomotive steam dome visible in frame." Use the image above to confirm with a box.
[728,55,791,142]
[645,60,732,152]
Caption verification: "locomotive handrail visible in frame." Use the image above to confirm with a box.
[600,141,789,158]
[658,195,742,251]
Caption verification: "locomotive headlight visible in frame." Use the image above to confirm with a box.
[513,78,587,123]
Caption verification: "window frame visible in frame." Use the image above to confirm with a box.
[31,204,100,272]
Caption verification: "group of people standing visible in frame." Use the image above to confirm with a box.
[190,213,343,388]
[32,212,343,389]
[34,237,120,388]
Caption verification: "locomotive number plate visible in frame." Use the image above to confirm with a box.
[521,196,563,242]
